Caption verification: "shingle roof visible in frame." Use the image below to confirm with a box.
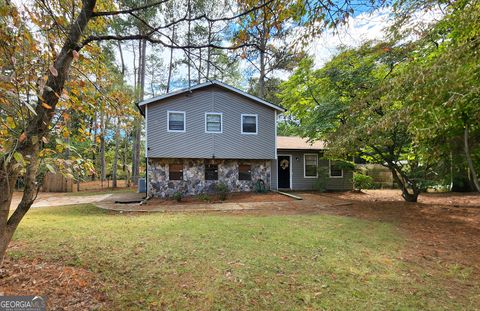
[277,136,325,150]
[136,80,285,115]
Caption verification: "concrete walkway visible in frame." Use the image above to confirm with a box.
[10,192,114,209]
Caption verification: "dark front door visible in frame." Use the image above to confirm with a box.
[278,155,290,189]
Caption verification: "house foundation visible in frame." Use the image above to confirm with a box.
[148,158,271,198]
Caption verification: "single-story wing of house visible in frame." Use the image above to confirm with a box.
[137,80,353,198]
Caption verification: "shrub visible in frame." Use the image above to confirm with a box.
[215,183,229,201]
[198,193,211,202]
[254,179,267,193]
[314,167,329,192]
[173,191,183,202]
[353,173,374,191]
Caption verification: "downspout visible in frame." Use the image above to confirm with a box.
[145,157,148,198]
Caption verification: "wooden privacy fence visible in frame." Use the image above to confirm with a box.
[357,164,394,188]
[42,172,74,192]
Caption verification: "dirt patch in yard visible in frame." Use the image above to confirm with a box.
[0,257,110,310]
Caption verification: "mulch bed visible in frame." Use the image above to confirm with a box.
[0,258,110,310]
[146,192,293,205]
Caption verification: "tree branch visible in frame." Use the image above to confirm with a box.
[91,0,170,17]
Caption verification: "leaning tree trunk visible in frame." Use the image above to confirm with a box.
[0,0,97,266]
[389,166,420,202]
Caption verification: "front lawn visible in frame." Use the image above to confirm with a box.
[9,204,479,310]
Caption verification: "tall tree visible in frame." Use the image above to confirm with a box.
[0,0,278,266]
[279,45,429,202]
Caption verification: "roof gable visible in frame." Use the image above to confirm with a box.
[137,80,285,114]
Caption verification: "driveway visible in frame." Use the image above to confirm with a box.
[10,192,114,209]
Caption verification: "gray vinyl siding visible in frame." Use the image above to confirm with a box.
[273,150,353,191]
[146,85,276,159]
[271,158,278,190]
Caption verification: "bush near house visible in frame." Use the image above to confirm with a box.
[215,183,229,201]
[353,172,374,191]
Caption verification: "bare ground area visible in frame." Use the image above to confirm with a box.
[308,190,480,272]
[0,258,109,310]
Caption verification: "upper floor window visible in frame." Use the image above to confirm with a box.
[205,113,223,133]
[241,114,258,134]
[304,154,318,178]
[329,161,343,178]
[167,111,185,132]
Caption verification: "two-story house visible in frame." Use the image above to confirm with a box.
[137,80,352,198]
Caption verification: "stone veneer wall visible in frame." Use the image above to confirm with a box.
[148,158,271,198]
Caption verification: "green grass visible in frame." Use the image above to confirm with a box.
[11,205,480,310]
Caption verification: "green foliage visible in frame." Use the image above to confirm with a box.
[197,193,211,202]
[353,173,374,191]
[173,191,182,202]
[214,183,229,201]
[314,167,329,192]
[278,40,441,201]
[254,179,267,193]
[331,160,355,170]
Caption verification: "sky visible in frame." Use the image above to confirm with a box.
[118,4,441,98]
[308,7,393,68]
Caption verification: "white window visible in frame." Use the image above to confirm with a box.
[304,154,318,178]
[329,160,343,178]
[241,114,258,134]
[167,111,185,132]
[205,113,223,133]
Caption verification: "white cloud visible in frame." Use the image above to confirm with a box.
[308,7,393,68]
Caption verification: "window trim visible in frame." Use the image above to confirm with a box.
[329,160,344,178]
[241,114,258,135]
[205,112,223,133]
[167,111,186,133]
[304,153,318,178]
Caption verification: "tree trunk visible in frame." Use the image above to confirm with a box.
[464,126,480,192]
[99,109,106,185]
[166,26,175,93]
[187,2,192,88]
[0,0,97,266]
[388,166,420,202]
[132,38,146,186]
[0,161,19,267]
[258,8,267,98]
[206,21,212,80]
[112,118,121,188]
[92,110,98,181]
[259,46,266,98]
[198,48,202,84]
[117,41,125,77]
